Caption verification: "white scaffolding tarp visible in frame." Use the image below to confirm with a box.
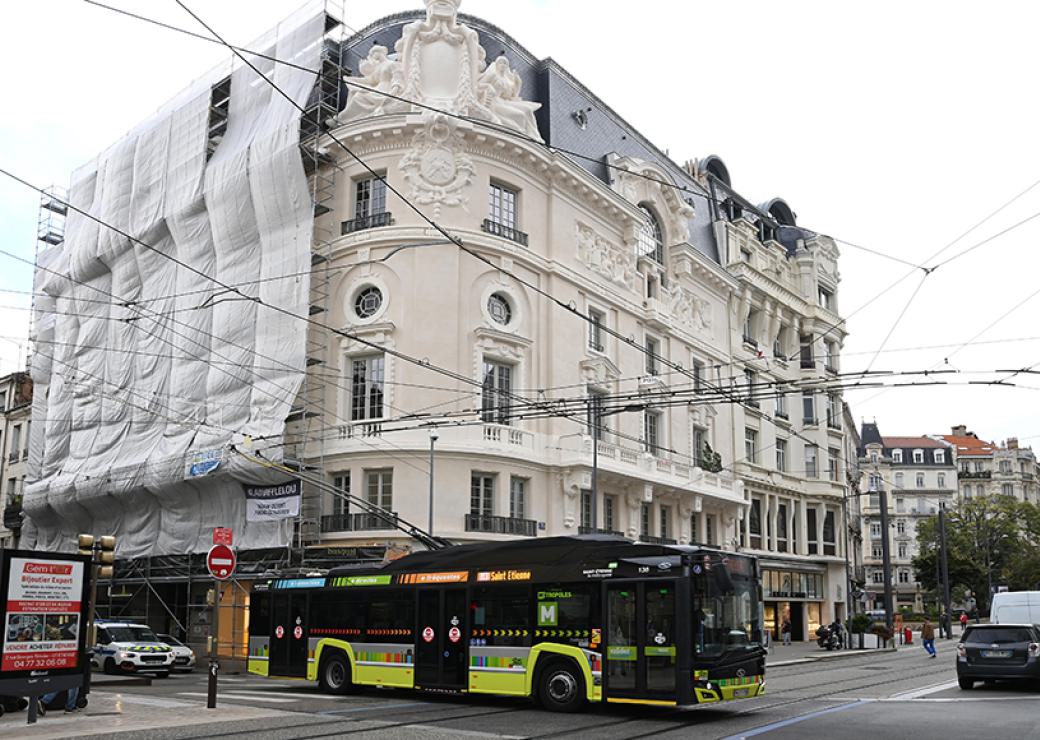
[22,6,325,557]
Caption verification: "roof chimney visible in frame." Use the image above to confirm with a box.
[951,424,967,437]
[1008,437,1019,450]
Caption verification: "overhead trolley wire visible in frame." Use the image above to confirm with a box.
[25,2,1035,518]
[86,0,926,274]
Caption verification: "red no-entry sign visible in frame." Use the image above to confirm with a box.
[207,544,236,580]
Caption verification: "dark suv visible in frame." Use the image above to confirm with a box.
[957,623,1040,689]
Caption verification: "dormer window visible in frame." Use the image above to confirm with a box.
[637,205,664,263]
[912,449,924,464]
[933,449,945,464]
[892,449,903,463]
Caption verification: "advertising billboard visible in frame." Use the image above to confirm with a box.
[0,550,91,679]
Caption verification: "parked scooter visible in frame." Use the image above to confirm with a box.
[816,621,843,650]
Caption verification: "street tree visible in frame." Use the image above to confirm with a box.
[913,495,1031,613]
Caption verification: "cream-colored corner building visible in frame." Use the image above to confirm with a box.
[285,1,852,639]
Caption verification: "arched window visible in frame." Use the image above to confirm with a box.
[637,204,664,263]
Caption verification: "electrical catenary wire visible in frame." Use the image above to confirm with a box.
[24,2,1031,525]
[83,0,927,273]
[69,1,1028,435]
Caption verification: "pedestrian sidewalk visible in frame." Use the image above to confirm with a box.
[766,639,894,667]
[0,691,292,740]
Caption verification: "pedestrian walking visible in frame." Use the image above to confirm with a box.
[38,685,79,714]
[781,617,792,646]
[960,612,969,634]
[921,619,936,658]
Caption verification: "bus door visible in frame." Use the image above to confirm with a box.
[269,591,308,678]
[415,587,467,689]
[604,581,678,700]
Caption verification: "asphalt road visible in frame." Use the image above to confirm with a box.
[71,644,1039,739]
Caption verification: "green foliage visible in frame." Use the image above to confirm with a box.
[701,442,723,473]
[913,495,1040,612]
[849,613,873,634]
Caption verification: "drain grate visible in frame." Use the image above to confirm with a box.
[858,665,890,671]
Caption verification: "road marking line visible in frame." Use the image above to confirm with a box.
[114,695,196,708]
[176,692,297,704]
[720,700,872,740]
[882,696,1040,703]
[887,680,958,700]
[320,701,432,715]
[220,689,343,701]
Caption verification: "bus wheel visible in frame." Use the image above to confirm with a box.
[538,659,585,713]
[319,651,354,695]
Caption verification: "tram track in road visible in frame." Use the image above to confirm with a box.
[182,703,527,740]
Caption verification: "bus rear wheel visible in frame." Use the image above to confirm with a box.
[319,651,354,695]
[538,659,585,713]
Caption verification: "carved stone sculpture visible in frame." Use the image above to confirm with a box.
[399,113,475,218]
[477,56,541,140]
[335,1,543,141]
[576,222,636,291]
[340,45,407,121]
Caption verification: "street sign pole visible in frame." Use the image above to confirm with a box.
[939,503,953,639]
[208,577,219,709]
[206,531,234,710]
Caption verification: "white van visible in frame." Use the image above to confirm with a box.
[989,591,1040,625]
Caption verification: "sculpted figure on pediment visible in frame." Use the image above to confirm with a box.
[340,45,408,121]
[478,56,542,140]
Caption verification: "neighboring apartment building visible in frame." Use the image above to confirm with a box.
[858,423,956,611]
[942,425,1038,503]
[0,372,31,547]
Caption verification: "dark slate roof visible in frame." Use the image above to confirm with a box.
[339,10,799,266]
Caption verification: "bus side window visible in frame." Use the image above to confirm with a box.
[472,585,529,647]
[250,592,271,636]
[541,584,594,646]
[312,596,364,636]
[366,589,412,641]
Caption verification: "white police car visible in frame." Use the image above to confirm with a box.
[157,633,196,672]
[91,621,175,677]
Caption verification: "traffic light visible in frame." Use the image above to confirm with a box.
[77,533,95,557]
[97,536,116,579]
[76,533,117,578]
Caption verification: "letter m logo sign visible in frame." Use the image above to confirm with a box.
[537,602,557,627]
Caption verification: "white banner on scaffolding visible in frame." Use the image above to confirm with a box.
[244,480,302,521]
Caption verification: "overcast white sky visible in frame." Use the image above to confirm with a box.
[2,0,1039,446]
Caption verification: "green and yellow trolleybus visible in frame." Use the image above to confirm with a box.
[248,535,765,711]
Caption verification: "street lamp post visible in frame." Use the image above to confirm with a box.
[938,502,952,639]
[428,433,438,534]
[587,401,644,533]
[878,487,896,634]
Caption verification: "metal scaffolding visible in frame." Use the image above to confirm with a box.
[288,5,346,561]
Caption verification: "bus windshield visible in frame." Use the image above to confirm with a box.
[693,558,762,658]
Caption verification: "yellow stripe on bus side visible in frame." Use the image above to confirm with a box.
[605,697,678,707]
